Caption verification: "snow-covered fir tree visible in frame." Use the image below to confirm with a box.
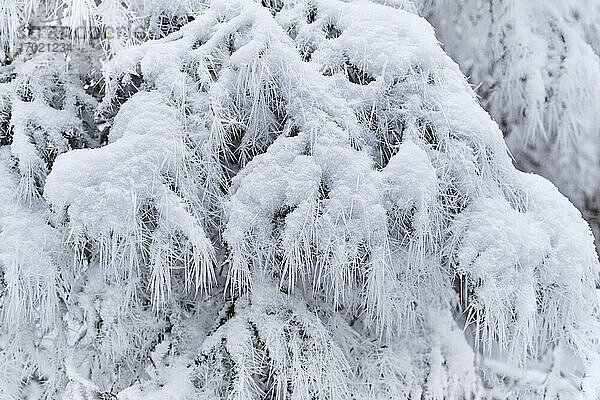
[0,0,599,399]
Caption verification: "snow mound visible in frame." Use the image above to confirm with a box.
[45,91,215,306]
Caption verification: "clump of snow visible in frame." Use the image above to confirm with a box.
[45,91,215,306]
